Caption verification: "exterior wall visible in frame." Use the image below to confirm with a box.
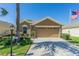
[59,26,62,37]
[20,21,30,32]
[62,28,79,37]
[0,23,10,36]
[20,21,31,37]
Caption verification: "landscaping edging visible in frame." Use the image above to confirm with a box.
[24,44,32,56]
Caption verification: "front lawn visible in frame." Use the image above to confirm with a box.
[68,36,79,44]
[0,45,30,56]
[62,33,79,45]
[0,36,32,56]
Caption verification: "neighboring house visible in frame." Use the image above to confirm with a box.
[62,24,79,37]
[20,17,63,38]
[0,20,11,36]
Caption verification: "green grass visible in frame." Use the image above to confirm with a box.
[0,46,10,55]
[68,36,79,43]
[0,36,31,56]
[0,45,30,56]
[62,33,79,44]
[13,45,30,56]
[0,35,32,56]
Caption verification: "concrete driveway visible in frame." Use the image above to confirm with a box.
[26,38,79,56]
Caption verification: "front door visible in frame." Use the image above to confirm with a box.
[23,27,27,34]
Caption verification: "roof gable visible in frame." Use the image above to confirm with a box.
[20,19,32,24]
[33,17,63,26]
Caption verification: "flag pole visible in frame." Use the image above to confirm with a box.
[70,9,75,25]
[69,9,71,25]
[70,9,74,25]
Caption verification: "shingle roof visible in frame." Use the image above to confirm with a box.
[0,20,12,26]
[20,19,32,24]
[32,16,63,25]
[21,17,63,26]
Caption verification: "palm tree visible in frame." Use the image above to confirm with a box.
[16,3,20,42]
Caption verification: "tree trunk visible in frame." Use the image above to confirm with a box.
[16,3,20,42]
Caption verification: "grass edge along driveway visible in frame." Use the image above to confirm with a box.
[67,36,79,45]
[0,44,31,56]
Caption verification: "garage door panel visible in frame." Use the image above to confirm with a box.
[36,28,59,37]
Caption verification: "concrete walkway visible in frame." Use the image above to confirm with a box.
[26,38,79,56]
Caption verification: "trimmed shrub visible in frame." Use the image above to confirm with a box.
[62,33,70,40]
[0,36,13,46]
[0,35,33,46]
[19,39,26,46]
[69,40,79,43]
[19,38,33,46]
[0,37,11,46]
[3,39,11,46]
[0,41,4,45]
[25,38,33,44]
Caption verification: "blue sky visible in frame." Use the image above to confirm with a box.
[0,3,79,25]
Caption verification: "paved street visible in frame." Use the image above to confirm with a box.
[26,38,79,56]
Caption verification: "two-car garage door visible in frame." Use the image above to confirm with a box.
[36,28,59,38]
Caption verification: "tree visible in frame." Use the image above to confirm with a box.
[16,3,20,42]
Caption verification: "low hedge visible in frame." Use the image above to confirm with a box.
[69,40,79,43]
[19,37,33,46]
[62,33,71,40]
[0,36,33,46]
[0,36,11,46]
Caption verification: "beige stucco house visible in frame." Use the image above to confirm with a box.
[62,24,79,37]
[20,17,62,38]
[0,21,11,36]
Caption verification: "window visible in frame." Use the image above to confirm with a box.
[23,27,27,34]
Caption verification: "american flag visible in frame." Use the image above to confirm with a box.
[71,10,79,20]
[76,10,79,16]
